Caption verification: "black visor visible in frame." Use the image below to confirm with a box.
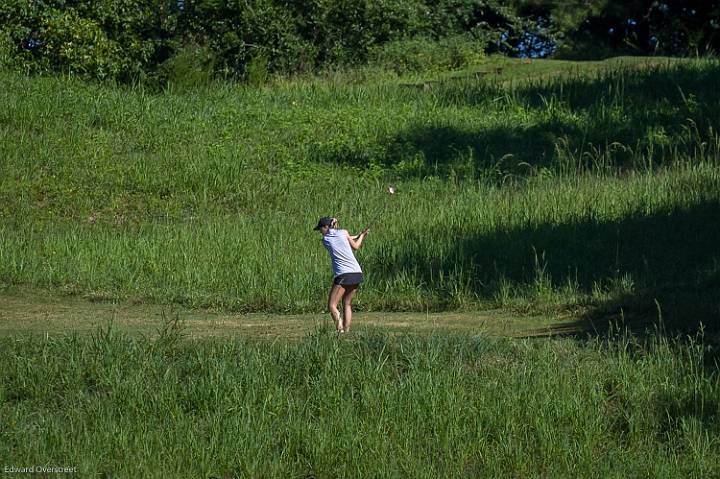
[314,217,333,230]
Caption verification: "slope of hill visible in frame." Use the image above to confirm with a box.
[1,57,719,330]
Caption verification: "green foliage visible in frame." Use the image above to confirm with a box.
[245,51,270,86]
[289,0,432,64]
[559,1,720,59]
[157,42,215,91]
[0,0,176,81]
[512,0,608,30]
[0,0,523,81]
[1,0,719,82]
[370,34,486,74]
[0,30,14,69]
[38,9,122,79]
[185,0,312,75]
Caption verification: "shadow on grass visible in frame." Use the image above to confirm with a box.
[367,199,720,338]
[311,61,720,178]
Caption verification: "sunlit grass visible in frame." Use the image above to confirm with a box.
[0,327,717,477]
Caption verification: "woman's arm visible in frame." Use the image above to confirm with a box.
[347,228,368,251]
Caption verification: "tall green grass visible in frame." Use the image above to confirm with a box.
[1,166,718,314]
[1,58,719,319]
[1,327,718,477]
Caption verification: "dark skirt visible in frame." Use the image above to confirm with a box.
[333,272,364,285]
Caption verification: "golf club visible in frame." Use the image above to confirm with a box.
[356,185,395,239]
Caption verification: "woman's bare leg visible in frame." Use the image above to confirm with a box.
[342,284,359,332]
[328,284,346,332]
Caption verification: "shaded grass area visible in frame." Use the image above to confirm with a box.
[1,329,718,477]
[311,58,720,178]
[377,189,720,331]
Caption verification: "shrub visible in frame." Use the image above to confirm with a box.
[157,42,215,91]
[0,0,175,81]
[245,51,270,86]
[370,34,485,74]
[0,30,14,69]
[38,9,122,80]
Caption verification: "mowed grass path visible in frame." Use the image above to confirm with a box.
[0,288,563,340]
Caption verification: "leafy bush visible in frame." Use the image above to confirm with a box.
[156,42,215,91]
[0,30,14,69]
[0,0,176,81]
[245,51,270,86]
[370,34,486,74]
[38,9,122,79]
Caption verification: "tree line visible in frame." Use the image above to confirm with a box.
[1,0,718,83]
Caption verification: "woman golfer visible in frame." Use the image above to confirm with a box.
[314,216,368,333]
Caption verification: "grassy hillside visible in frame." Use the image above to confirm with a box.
[1,57,719,326]
[2,58,719,477]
